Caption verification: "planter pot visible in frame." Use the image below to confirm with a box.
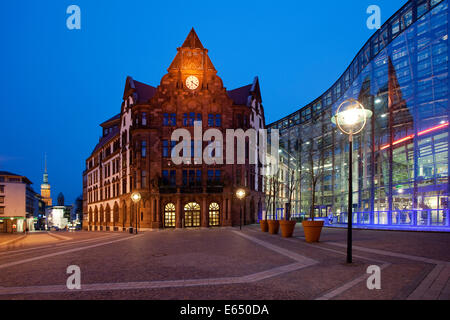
[302,220,324,243]
[280,220,297,238]
[260,220,269,232]
[267,220,280,235]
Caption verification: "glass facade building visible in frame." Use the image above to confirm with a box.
[268,0,449,230]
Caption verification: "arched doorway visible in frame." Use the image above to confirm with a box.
[89,208,93,230]
[105,204,111,230]
[113,202,119,231]
[122,201,127,229]
[184,202,201,227]
[209,203,220,227]
[164,203,176,228]
[94,206,98,231]
[99,206,104,230]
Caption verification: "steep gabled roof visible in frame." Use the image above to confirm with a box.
[227,84,253,106]
[182,28,204,49]
[134,80,157,103]
[227,77,262,106]
[100,114,120,128]
[168,28,216,73]
[123,76,157,103]
[92,126,120,155]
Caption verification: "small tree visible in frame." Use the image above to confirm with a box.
[264,166,282,220]
[285,167,299,221]
[302,136,324,221]
[264,173,273,221]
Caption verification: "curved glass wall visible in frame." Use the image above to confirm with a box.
[268,0,449,230]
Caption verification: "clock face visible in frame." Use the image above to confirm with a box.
[185,76,199,90]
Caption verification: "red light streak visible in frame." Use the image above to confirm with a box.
[380,122,449,151]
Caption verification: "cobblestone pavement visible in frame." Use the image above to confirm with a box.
[0,226,448,300]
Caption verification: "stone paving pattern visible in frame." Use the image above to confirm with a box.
[0,225,448,300]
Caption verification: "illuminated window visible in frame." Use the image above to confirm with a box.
[164,203,176,228]
[184,202,201,227]
[209,203,220,227]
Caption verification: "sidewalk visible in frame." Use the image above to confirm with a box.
[0,234,27,246]
[0,232,71,250]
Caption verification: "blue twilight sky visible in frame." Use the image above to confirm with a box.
[0,0,406,204]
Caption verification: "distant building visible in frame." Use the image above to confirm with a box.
[35,196,46,231]
[0,171,39,233]
[46,206,72,230]
[57,192,64,206]
[40,156,52,207]
[45,192,72,230]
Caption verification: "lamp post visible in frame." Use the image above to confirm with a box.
[131,192,141,234]
[236,189,246,231]
[332,99,372,263]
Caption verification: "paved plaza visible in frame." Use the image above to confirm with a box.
[0,226,448,300]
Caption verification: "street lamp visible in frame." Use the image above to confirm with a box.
[332,98,372,264]
[236,188,246,231]
[131,192,141,234]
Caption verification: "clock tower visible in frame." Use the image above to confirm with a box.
[162,28,223,94]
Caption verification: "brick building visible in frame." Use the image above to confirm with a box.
[83,29,266,231]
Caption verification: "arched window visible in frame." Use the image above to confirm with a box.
[184,202,201,227]
[89,208,93,224]
[209,203,220,227]
[164,203,176,228]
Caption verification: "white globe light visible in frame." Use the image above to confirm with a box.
[236,189,246,200]
[131,192,141,203]
[332,99,372,135]
[340,108,360,126]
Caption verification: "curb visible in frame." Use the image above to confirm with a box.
[0,235,27,247]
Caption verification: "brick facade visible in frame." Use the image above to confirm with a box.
[83,29,266,231]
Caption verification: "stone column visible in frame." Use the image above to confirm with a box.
[176,197,182,228]
[202,196,208,228]
[156,197,161,224]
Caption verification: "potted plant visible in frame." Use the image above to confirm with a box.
[267,219,280,235]
[267,170,281,235]
[259,210,268,232]
[280,208,296,238]
[302,137,324,243]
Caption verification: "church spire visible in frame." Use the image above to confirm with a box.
[41,153,52,207]
[43,153,48,184]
